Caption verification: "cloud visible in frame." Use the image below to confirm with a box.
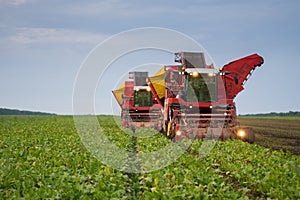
[65,0,187,17]
[8,27,109,45]
[0,0,32,6]
[63,0,275,26]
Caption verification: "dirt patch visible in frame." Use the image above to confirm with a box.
[239,117,300,155]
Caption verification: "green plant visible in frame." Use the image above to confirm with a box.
[0,116,299,199]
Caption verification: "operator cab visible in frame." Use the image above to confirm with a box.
[174,52,218,102]
[128,71,153,107]
[184,68,218,102]
[133,86,152,107]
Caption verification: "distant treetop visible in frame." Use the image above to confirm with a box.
[241,111,300,117]
[0,108,56,116]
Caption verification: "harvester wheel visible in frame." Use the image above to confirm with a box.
[170,117,180,139]
[155,120,163,133]
[161,122,168,135]
[130,125,136,134]
[246,128,255,144]
[229,132,237,140]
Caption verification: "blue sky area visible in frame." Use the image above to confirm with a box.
[0,0,299,115]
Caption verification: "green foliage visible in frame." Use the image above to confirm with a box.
[0,116,299,199]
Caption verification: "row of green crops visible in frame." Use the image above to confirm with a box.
[0,116,299,199]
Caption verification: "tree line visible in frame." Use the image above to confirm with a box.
[0,108,56,116]
[241,111,300,117]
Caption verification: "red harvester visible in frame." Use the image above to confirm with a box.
[112,72,163,132]
[113,52,264,142]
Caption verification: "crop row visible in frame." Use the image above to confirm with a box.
[0,116,299,199]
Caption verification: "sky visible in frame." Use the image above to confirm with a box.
[0,0,299,115]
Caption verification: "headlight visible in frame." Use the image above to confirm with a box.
[192,72,199,77]
[237,130,246,137]
[176,130,182,136]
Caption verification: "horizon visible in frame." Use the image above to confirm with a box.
[1,107,299,116]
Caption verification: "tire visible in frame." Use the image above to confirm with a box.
[229,133,237,140]
[246,128,255,144]
[170,117,180,139]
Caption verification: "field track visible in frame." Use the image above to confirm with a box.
[239,116,300,155]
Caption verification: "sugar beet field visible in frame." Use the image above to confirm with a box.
[0,115,299,199]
